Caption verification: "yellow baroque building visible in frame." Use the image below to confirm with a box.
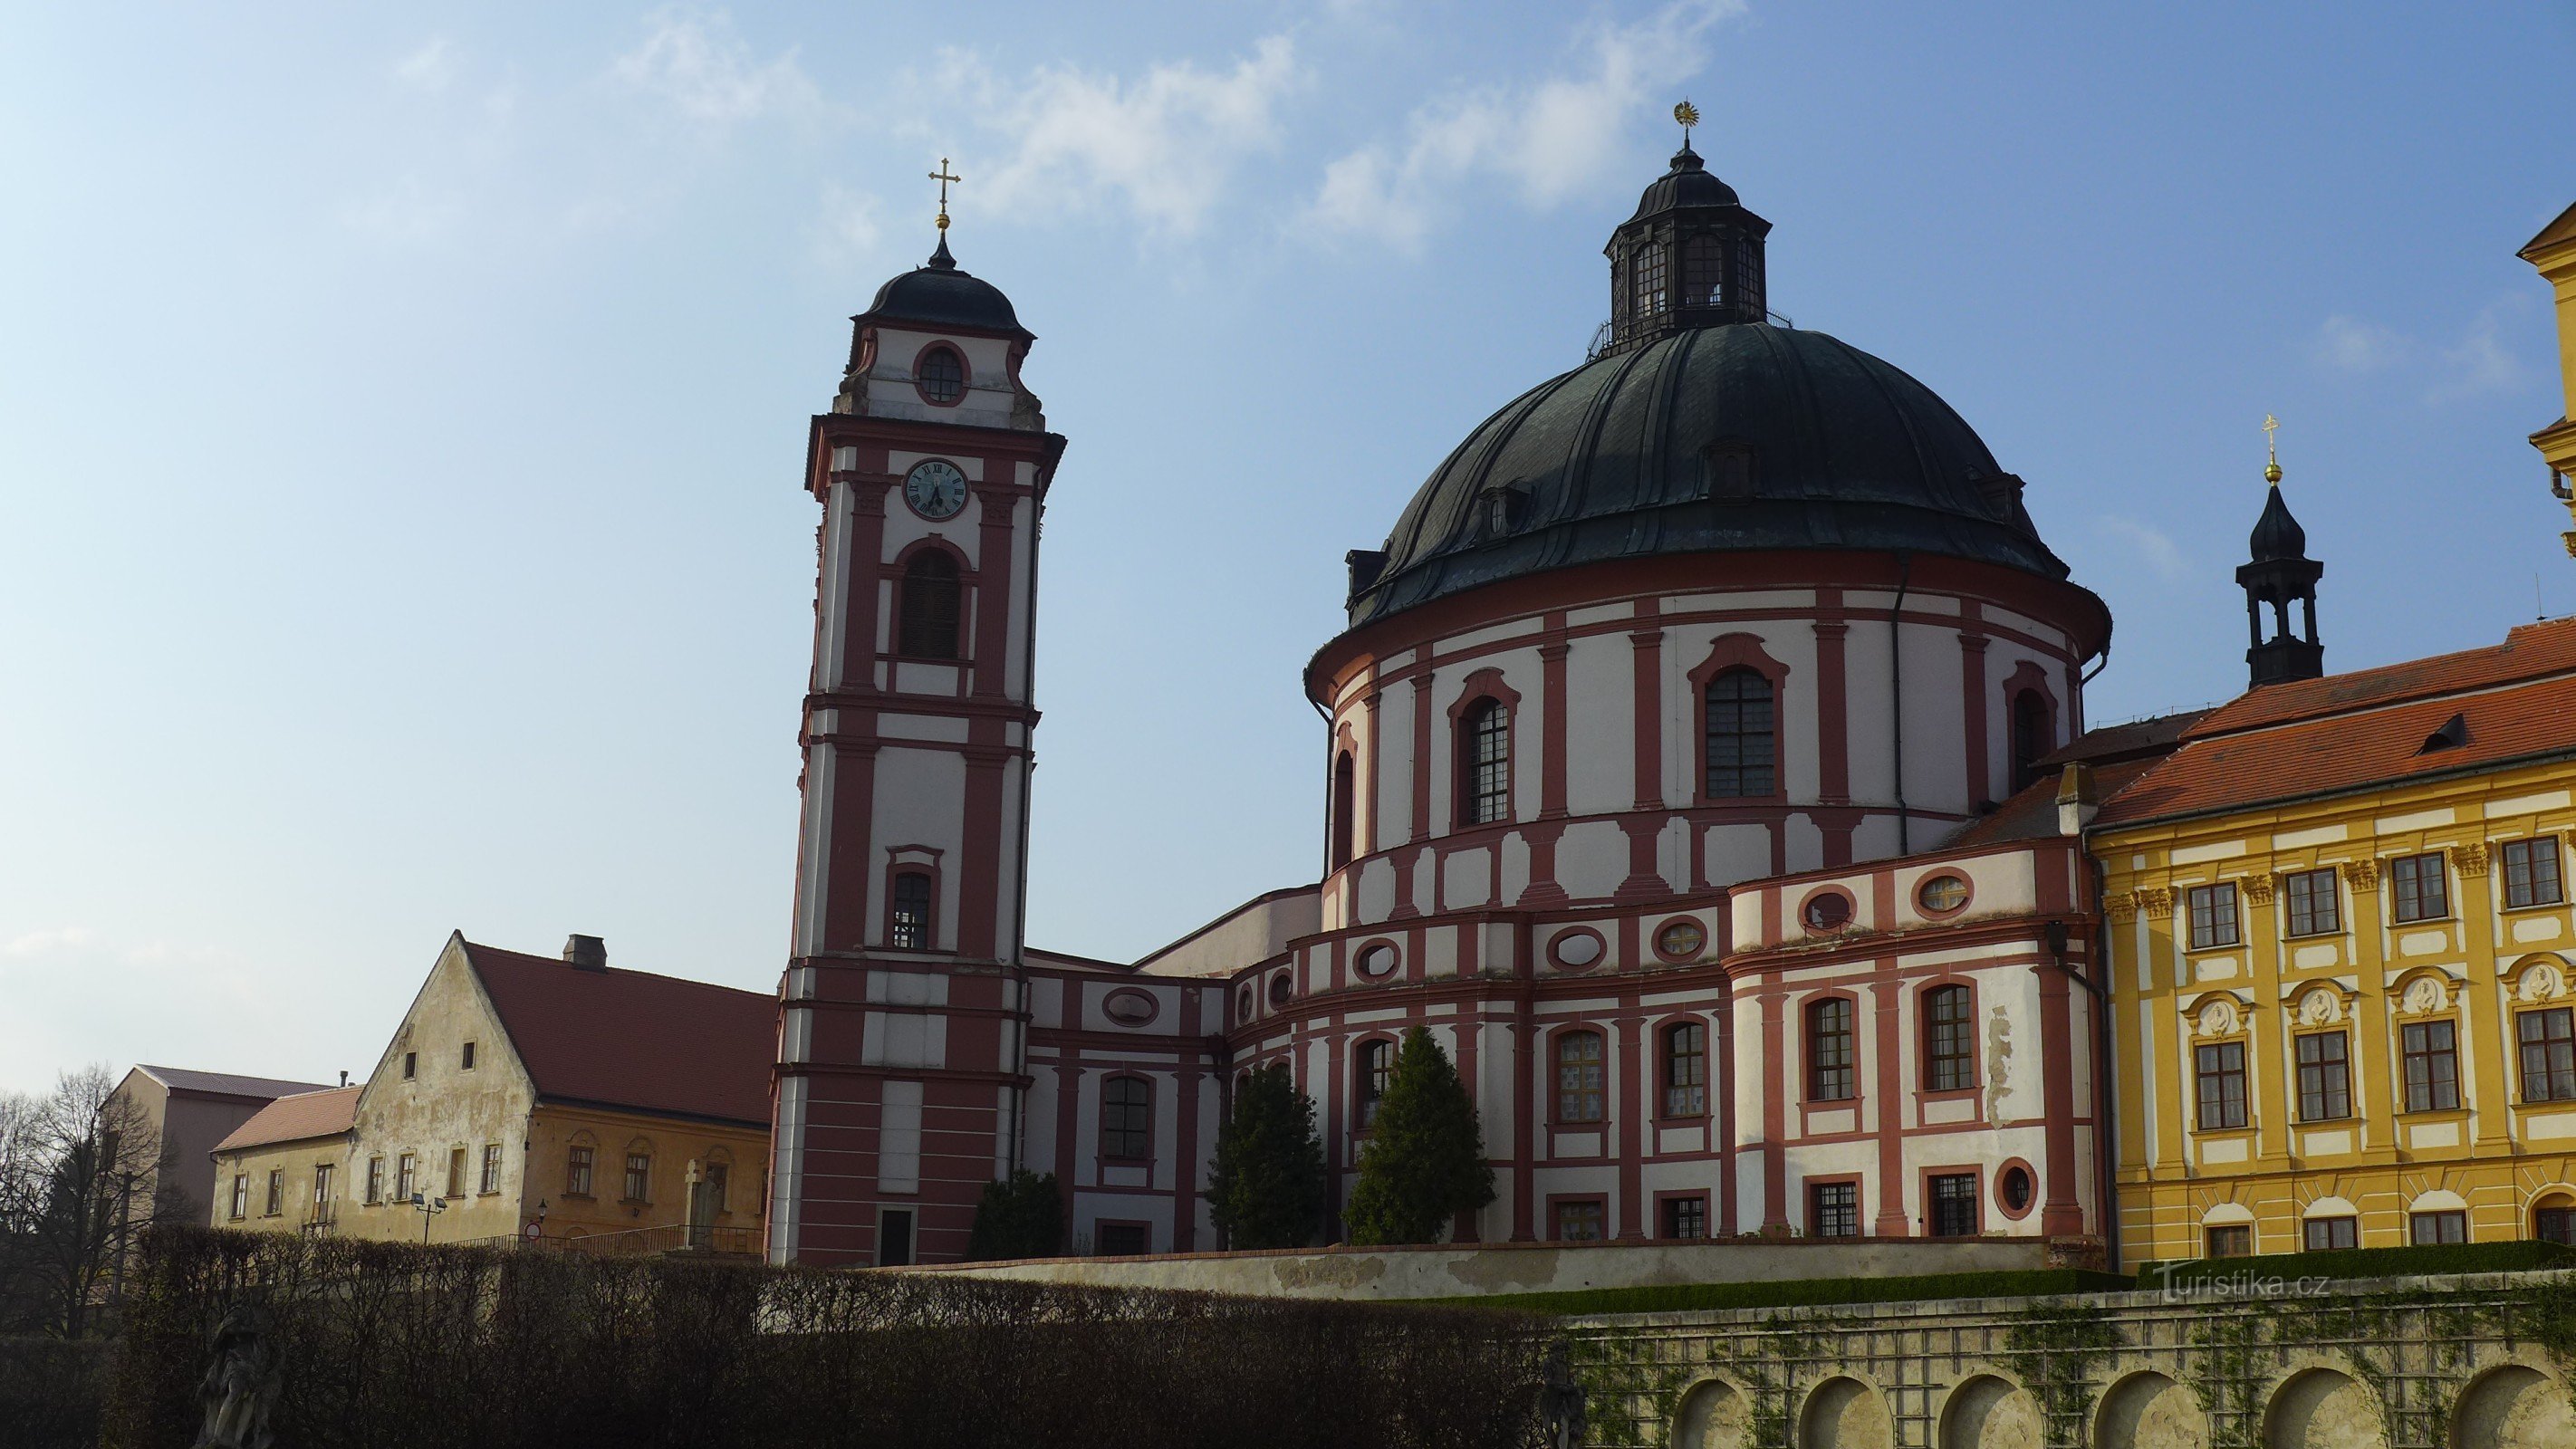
[2092,614,2576,1270]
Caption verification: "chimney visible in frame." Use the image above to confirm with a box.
[562,936,608,972]
[2056,762,2099,837]
[338,1070,349,1088]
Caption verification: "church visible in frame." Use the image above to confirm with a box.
[764,133,2124,1267]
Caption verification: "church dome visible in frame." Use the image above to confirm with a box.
[1348,322,2072,625]
[855,237,1031,340]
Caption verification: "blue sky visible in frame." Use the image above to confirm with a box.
[4,1,2570,1094]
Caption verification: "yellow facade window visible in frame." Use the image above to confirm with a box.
[2504,838,2566,909]
[2519,1006,2576,1102]
[2400,1021,2462,1111]
[2186,883,2241,950]
[2294,1032,2354,1121]
[2391,851,2450,923]
[2283,868,2341,936]
[2195,1041,2248,1130]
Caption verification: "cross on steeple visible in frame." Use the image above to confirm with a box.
[928,158,961,233]
[2264,413,2282,485]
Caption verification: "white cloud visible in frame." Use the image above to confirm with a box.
[2096,516,2190,581]
[2312,313,2406,372]
[394,37,458,94]
[1305,0,1745,251]
[2430,302,2527,400]
[611,8,824,124]
[920,35,1303,237]
[334,173,469,243]
[814,182,882,261]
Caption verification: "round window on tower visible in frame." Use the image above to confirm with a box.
[1354,942,1399,979]
[1801,890,1855,933]
[1268,971,1293,1007]
[1653,918,1706,962]
[915,345,966,405]
[1917,874,1972,916]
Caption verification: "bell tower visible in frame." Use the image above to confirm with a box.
[1602,102,1773,354]
[2237,417,2324,688]
[767,180,1066,1266]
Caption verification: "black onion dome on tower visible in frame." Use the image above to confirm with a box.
[854,235,1033,340]
[1341,150,2078,628]
[2247,482,2308,561]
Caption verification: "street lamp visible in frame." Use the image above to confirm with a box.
[411,1191,445,1245]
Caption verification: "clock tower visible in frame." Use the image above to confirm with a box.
[767,218,1066,1267]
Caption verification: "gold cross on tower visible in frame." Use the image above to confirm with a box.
[928,158,961,233]
[2263,413,2282,485]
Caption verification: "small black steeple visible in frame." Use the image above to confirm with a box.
[2236,419,2324,687]
[1601,103,1773,355]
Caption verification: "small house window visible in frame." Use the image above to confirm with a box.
[480,1143,502,1195]
[229,1175,247,1221]
[461,1041,476,1070]
[402,1051,417,1080]
[396,1154,417,1202]
[365,1157,384,1205]
[898,552,962,660]
[567,1146,594,1197]
[263,1168,284,1216]
[312,1163,333,1214]
[915,346,965,404]
[624,1152,651,1203]
[446,1147,466,1198]
[890,871,934,950]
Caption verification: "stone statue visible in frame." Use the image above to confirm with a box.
[192,1301,281,1449]
[1540,1339,1588,1449]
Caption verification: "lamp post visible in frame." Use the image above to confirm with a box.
[524,1198,549,1249]
[411,1191,445,1245]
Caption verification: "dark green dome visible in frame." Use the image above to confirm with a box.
[1347,322,2071,625]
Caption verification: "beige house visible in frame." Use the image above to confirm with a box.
[211,932,775,1252]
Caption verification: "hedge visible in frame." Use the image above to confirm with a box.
[104,1227,1549,1449]
[1434,1267,2133,1317]
[2139,1237,2576,1291]
[0,1337,110,1449]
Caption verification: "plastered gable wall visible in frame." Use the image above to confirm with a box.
[341,939,534,1243]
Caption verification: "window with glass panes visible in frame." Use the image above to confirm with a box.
[567,1146,593,1196]
[1459,699,1511,825]
[2401,1020,2460,1111]
[2284,868,2340,936]
[2391,852,2449,922]
[1356,1040,1391,1130]
[898,552,961,658]
[2206,1224,2253,1257]
[1554,1200,1605,1242]
[1808,998,1856,1100]
[365,1157,384,1204]
[2187,884,2240,949]
[312,1163,333,1214]
[1661,1195,1706,1239]
[480,1143,501,1195]
[2304,1216,2359,1251]
[229,1176,246,1221]
[1809,1182,1859,1238]
[264,1169,283,1215]
[2538,1204,2576,1245]
[1929,1174,1979,1236]
[623,1153,650,1202]
[2296,1032,2352,1121]
[1556,1032,1605,1123]
[1703,669,1775,798]
[2196,1041,2248,1129]
[1662,1022,1706,1117]
[396,1154,416,1202]
[1925,984,1975,1091]
[2411,1211,2467,1245]
[890,871,933,950]
[1630,243,1668,317]
[1100,1078,1152,1159]
[2504,838,2566,909]
[2521,1007,2576,1102]
[1679,234,1723,307]
[914,346,964,404]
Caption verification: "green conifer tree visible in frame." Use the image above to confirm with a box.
[1343,1026,1496,1245]
[1207,1062,1326,1250]
[965,1168,1063,1261]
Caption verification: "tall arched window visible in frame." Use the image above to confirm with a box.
[1355,1039,1392,1130]
[1459,699,1511,825]
[1704,668,1775,798]
[1924,984,1975,1091]
[1661,1022,1706,1117]
[1680,234,1724,307]
[1631,242,1668,318]
[1099,1077,1152,1160]
[899,552,962,659]
[1555,1030,1605,1123]
[1807,998,1856,1101]
[889,870,934,950]
[2011,689,2052,792]
[1331,752,1357,870]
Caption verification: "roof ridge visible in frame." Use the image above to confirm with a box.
[2186,619,2576,741]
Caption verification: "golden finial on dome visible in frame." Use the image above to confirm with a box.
[1674,100,1700,148]
[2263,413,2283,485]
[928,158,960,233]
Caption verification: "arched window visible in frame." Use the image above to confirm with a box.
[1100,1077,1152,1160]
[1331,752,1357,870]
[889,870,934,950]
[1704,667,1775,798]
[915,345,965,404]
[1631,242,1668,318]
[1680,234,1724,307]
[1924,984,1975,1091]
[1458,698,1511,825]
[1555,1030,1605,1123]
[1355,1039,1392,1129]
[2011,689,2052,792]
[899,552,962,660]
[1661,1021,1706,1117]
[1807,998,1856,1101]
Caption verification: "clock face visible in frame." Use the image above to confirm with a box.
[903,459,969,520]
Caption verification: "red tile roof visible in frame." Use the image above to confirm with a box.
[461,941,776,1129]
[213,1086,361,1154]
[2099,623,2576,828]
[1947,756,2164,848]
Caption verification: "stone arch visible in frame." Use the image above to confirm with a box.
[1799,1376,1892,1449]
[2094,1371,2208,1449]
[1937,1373,2040,1448]
[2263,1367,2386,1449]
[2452,1364,2576,1448]
[1671,1377,1752,1449]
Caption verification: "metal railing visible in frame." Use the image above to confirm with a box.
[1587,307,1797,360]
[497,1223,762,1259]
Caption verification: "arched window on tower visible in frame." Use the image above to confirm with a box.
[1458,699,1511,826]
[1704,668,1775,799]
[1330,752,1357,871]
[889,870,935,950]
[2011,689,2052,793]
[899,552,962,659]
[1631,242,1668,320]
[1680,234,1724,308]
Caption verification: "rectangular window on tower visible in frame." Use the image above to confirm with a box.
[889,871,934,951]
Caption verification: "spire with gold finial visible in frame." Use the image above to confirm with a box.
[2263,413,2283,485]
[1674,100,1700,151]
[926,157,962,269]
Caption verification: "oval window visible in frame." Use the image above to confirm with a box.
[1355,943,1398,979]
[1654,918,1706,960]
[1918,874,1970,914]
[1102,989,1159,1027]
[2001,1166,2033,1214]
[1802,893,1853,932]
[1235,985,1254,1022]
[1550,931,1604,970]
[1267,972,1293,1006]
